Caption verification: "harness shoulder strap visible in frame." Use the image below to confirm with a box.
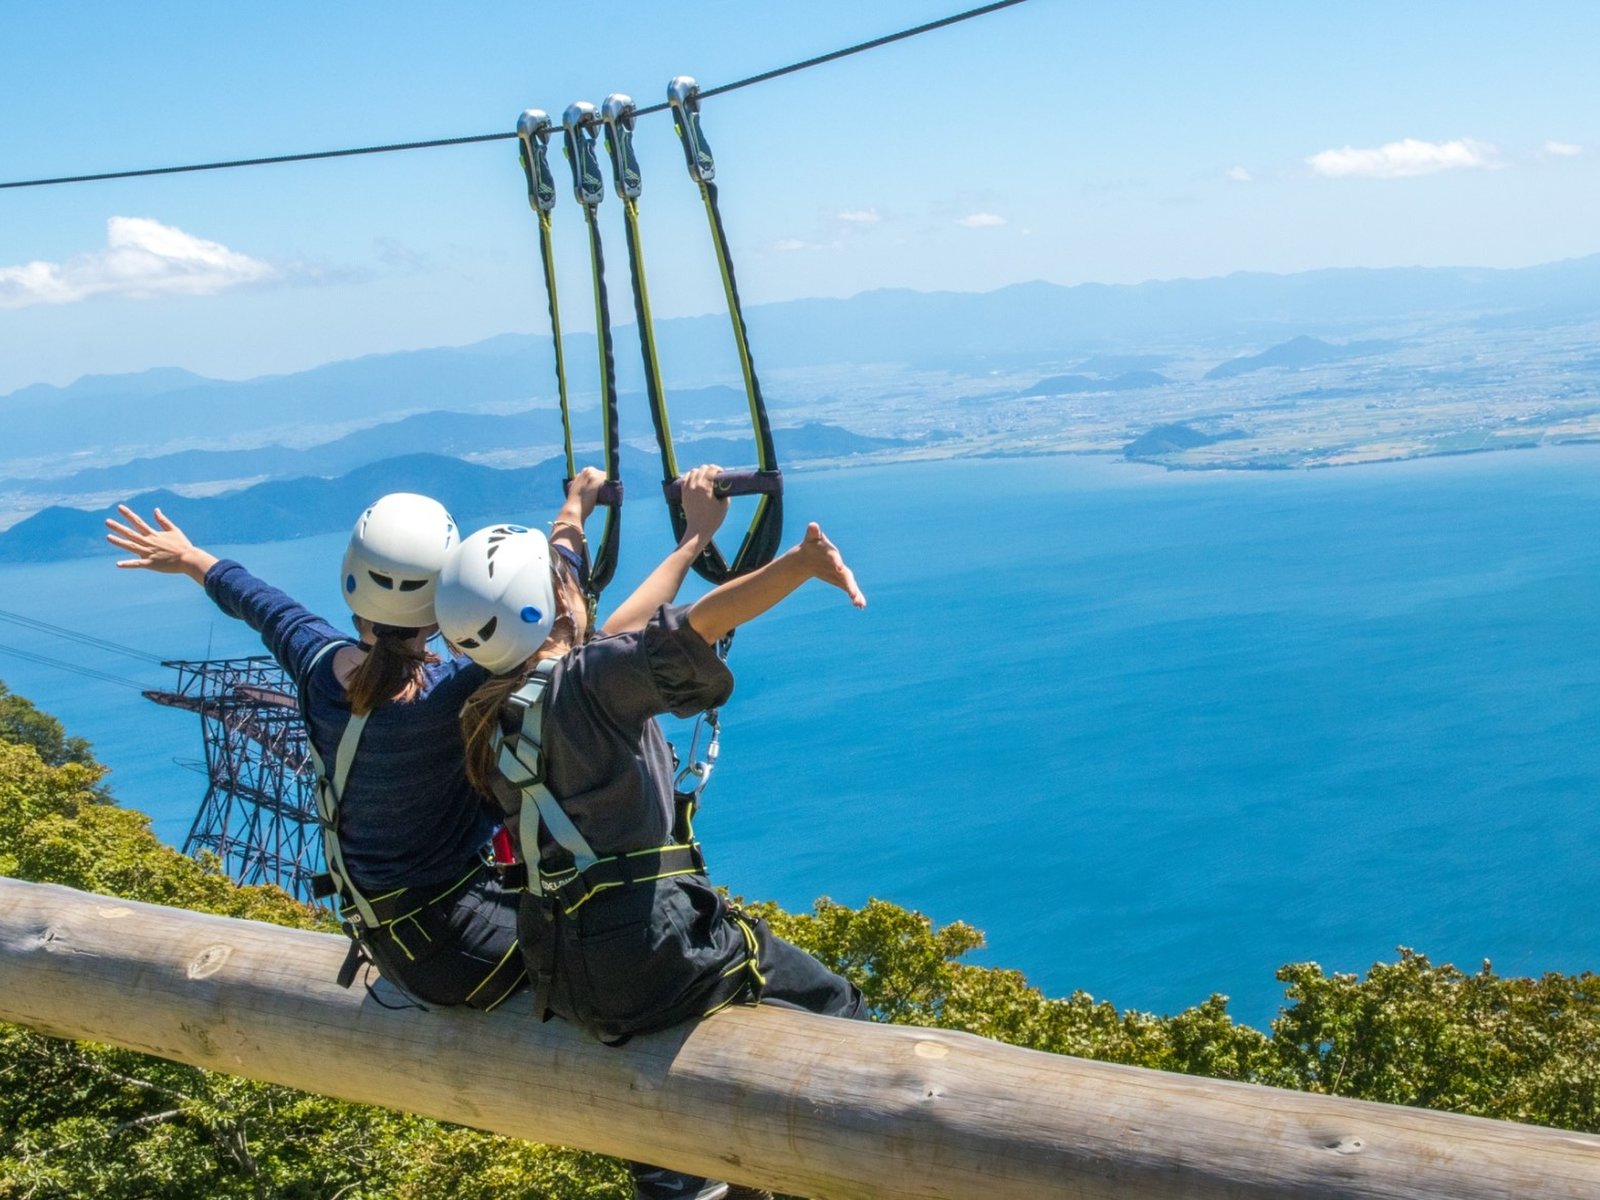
[496,659,600,876]
[298,640,382,930]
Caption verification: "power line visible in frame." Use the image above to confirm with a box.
[0,1,1029,192]
[0,642,153,691]
[0,607,167,665]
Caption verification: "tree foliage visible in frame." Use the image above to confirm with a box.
[0,683,95,770]
[2,682,1597,1198]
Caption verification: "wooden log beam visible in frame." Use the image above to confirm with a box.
[1,876,1596,1199]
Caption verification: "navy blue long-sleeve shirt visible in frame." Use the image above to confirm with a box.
[204,559,494,892]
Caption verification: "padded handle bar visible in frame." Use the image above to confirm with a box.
[663,469,782,503]
[565,478,624,508]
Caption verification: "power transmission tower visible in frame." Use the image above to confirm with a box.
[145,657,323,904]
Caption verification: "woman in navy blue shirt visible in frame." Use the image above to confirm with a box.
[106,491,541,1008]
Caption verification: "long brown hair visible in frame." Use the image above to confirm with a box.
[346,629,439,716]
[459,576,584,796]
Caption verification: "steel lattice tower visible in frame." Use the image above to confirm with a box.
[145,656,324,904]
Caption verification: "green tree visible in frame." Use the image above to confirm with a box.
[1272,952,1600,1129]
[0,680,96,769]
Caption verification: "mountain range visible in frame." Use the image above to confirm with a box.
[0,423,917,562]
[7,254,1599,471]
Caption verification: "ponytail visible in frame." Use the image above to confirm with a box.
[459,600,582,796]
[460,671,528,796]
[346,631,438,716]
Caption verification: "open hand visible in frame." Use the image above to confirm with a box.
[105,506,218,583]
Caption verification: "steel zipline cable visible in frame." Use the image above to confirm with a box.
[0,0,1029,191]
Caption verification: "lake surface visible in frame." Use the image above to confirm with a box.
[2,447,1597,1028]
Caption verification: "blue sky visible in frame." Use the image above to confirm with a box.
[2,0,1596,394]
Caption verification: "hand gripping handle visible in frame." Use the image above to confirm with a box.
[565,477,624,509]
[663,469,782,503]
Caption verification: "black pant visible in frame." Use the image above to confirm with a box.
[745,911,867,1020]
[362,861,527,1010]
[529,873,865,1042]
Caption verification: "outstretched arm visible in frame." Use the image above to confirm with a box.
[686,522,865,645]
[106,505,345,683]
[601,465,729,636]
[104,506,218,584]
[549,466,607,563]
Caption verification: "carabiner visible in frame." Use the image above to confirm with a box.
[667,75,715,183]
[515,109,558,214]
[561,102,606,210]
[600,94,642,200]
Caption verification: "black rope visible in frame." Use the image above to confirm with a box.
[0,1,1030,191]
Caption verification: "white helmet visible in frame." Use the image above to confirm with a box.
[435,524,558,675]
[340,493,459,629]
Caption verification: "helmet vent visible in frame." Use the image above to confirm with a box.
[367,570,395,590]
[397,578,428,592]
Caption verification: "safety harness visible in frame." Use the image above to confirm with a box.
[302,641,520,1009]
[492,658,763,1033]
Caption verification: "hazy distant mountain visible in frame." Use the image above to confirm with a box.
[0,453,572,563]
[7,404,890,501]
[1204,335,1397,380]
[2,367,214,407]
[0,421,909,561]
[7,254,1598,468]
[1020,371,1170,396]
[0,337,568,463]
[1124,424,1243,459]
[674,421,910,465]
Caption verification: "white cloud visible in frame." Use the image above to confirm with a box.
[957,212,1007,228]
[772,238,810,252]
[1542,140,1583,158]
[1227,166,1253,183]
[1306,137,1500,179]
[0,217,275,310]
[835,208,881,224]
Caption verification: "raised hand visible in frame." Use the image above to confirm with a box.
[104,506,218,583]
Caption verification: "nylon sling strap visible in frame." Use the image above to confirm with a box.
[663,76,785,585]
[559,102,623,603]
[299,642,381,932]
[515,111,576,480]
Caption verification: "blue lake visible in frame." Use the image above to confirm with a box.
[2,447,1597,1029]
